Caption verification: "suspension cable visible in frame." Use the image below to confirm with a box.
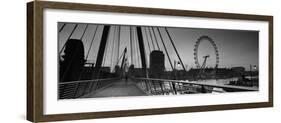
[147,27,156,50]
[114,26,123,67]
[144,27,151,53]
[164,27,186,71]
[85,25,99,61]
[59,23,66,33]
[115,49,125,66]
[143,28,150,73]
[156,27,174,70]
[78,25,99,80]
[151,27,160,50]
[59,24,78,55]
[80,24,89,40]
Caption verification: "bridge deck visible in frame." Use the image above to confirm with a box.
[82,79,147,98]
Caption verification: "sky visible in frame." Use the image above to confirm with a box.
[58,22,259,71]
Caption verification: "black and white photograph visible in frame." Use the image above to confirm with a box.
[58,22,259,99]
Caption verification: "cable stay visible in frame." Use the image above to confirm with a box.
[151,27,160,50]
[144,27,152,53]
[164,27,186,71]
[85,25,99,62]
[59,24,78,55]
[143,27,151,70]
[59,23,66,33]
[115,48,127,67]
[114,26,122,66]
[80,24,89,40]
[113,47,127,75]
[72,24,92,95]
[120,48,127,70]
[147,27,156,50]
[78,25,99,80]
[156,27,174,70]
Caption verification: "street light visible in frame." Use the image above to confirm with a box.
[253,65,257,71]
[250,65,257,86]
[177,61,181,69]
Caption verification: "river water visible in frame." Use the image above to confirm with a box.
[189,78,238,85]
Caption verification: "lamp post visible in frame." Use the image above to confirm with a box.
[177,61,181,68]
[177,61,181,79]
[174,61,181,79]
[253,65,257,71]
[253,65,257,86]
[172,60,181,94]
[250,65,252,81]
[249,65,257,86]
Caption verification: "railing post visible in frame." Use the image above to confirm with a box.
[172,82,177,95]
[82,82,89,95]
[201,85,207,93]
[168,82,173,95]
[152,80,157,94]
[148,80,153,94]
[177,83,180,94]
[74,83,80,98]
[159,81,164,95]
[89,82,94,92]
[145,80,150,92]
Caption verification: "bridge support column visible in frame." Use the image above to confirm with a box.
[93,25,110,78]
[136,27,147,77]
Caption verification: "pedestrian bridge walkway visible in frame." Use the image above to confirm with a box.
[82,79,147,98]
[59,78,258,99]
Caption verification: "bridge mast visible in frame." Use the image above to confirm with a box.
[94,25,111,77]
[136,27,147,77]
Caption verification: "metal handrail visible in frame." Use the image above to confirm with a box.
[59,78,120,85]
[133,78,258,92]
[59,77,120,99]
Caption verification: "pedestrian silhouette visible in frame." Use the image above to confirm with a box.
[125,73,128,84]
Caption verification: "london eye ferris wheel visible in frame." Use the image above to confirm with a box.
[193,35,219,70]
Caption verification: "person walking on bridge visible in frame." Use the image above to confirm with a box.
[124,59,129,85]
